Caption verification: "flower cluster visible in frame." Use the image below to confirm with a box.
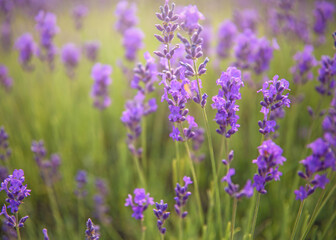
[85,218,100,240]
[122,28,144,62]
[233,9,258,32]
[61,43,81,78]
[291,45,317,85]
[1,19,12,52]
[83,41,100,62]
[125,188,154,220]
[222,168,253,199]
[74,170,88,198]
[115,0,138,34]
[316,54,336,96]
[31,140,62,186]
[0,126,11,161]
[15,33,36,71]
[174,176,192,218]
[216,20,237,59]
[257,75,290,135]
[252,140,286,194]
[212,67,244,137]
[153,200,170,234]
[322,92,336,146]
[72,5,89,30]
[313,1,335,43]
[0,65,12,91]
[179,5,204,35]
[295,138,336,200]
[90,63,112,110]
[0,169,30,228]
[93,178,111,225]
[35,11,59,70]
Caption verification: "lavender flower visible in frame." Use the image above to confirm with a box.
[0,65,12,91]
[0,166,8,182]
[216,20,237,59]
[179,5,204,35]
[122,27,144,61]
[257,75,290,135]
[295,138,336,200]
[61,43,81,79]
[15,33,36,71]
[153,200,170,234]
[212,67,244,137]
[252,140,286,194]
[93,178,111,225]
[322,92,336,146]
[85,218,100,240]
[125,188,154,220]
[72,5,89,30]
[115,0,138,34]
[42,228,49,240]
[174,176,192,218]
[0,127,11,161]
[233,9,258,32]
[233,29,258,70]
[91,63,112,110]
[253,37,273,75]
[35,11,59,70]
[1,20,12,52]
[83,41,100,62]
[316,54,336,96]
[313,1,335,41]
[0,169,30,229]
[222,168,253,199]
[291,45,317,85]
[74,170,87,198]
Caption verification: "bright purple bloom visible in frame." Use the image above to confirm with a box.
[314,1,335,36]
[85,218,100,240]
[0,65,12,91]
[0,169,31,213]
[91,63,112,110]
[174,176,192,218]
[83,41,100,62]
[316,54,336,96]
[61,43,81,78]
[42,228,49,240]
[257,75,290,135]
[123,27,144,61]
[323,92,336,146]
[222,168,253,199]
[179,5,204,34]
[115,0,138,34]
[0,126,11,162]
[125,188,154,220]
[253,37,273,75]
[212,67,244,137]
[15,33,36,71]
[252,140,286,194]
[233,29,258,70]
[216,20,237,59]
[74,170,87,198]
[233,9,258,32]
[291,45,317,85]
[153,200,170,234]
[72,5,89,30]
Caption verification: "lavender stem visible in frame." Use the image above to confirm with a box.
[15,212,21,240]
[290,199,305,240]
[250,193,261,239]
[231,198,238,240]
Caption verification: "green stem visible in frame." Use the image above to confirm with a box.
[46,185,64,238]
[320,208,336,239]
[179,206,183,240]
[183,141,204,225]
[250,193,261,239]
[231,198,238,240]
[161,233,165,240]
[16,212,22,240]
[77,198,83,238]
[174,125,181,182]
[142,118,147,172]
[133,154,146,187]
[141,219,146,240]
[290,200,305,240]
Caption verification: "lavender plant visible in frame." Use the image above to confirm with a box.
[90,63,112,110]
[15,33,36,71]
[61,43,81,79]
[291,45,317,85]
[72,5,88,30]
[153,200,170,235]
[0,65,12,91]
[85,218,100,240]
[83,41,100,62]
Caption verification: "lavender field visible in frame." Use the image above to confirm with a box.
[0,0,335,239]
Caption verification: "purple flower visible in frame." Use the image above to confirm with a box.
[115,0,138,34]
[0,126,11,162]
[74,170,87,198]
[323,93,336,146]
[153,200,170,234]
[233,9,258,32]
[72,5,89,30]
[85,218,100,240]
[222,168,253,199]
[125,188,154,220]
[0,169,31,213]
[294,186,308,201]
[0,65,12,91]
[252,140,286,194]
[314,1,335,36]
[123,27,144,61]
[253,37,273,75]
[316,54,336,96]
[15,33,36,71]
[216,20,237,59]
[257,75,290,135]
[169,125,183,142]
[233,29,258,70]
[212,67,244,137]
[93,178,111,225]
[42,228,49,240]
[179,5,204,34]
[91,63,112,110]
[61,43,81,78]
[291,45,317,85]
[174,176,192,218]
[83,41,100,62]
[1,20,12,52]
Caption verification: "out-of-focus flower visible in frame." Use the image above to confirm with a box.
[291,45,317,85]
[15,33,36,71]
[91,63,112,110]
[122,27,144,61]
[115,0,138,34]
[72,5,89,30]
[83,41,100,62]
[61,43,81,78]
[0,65,12,91]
